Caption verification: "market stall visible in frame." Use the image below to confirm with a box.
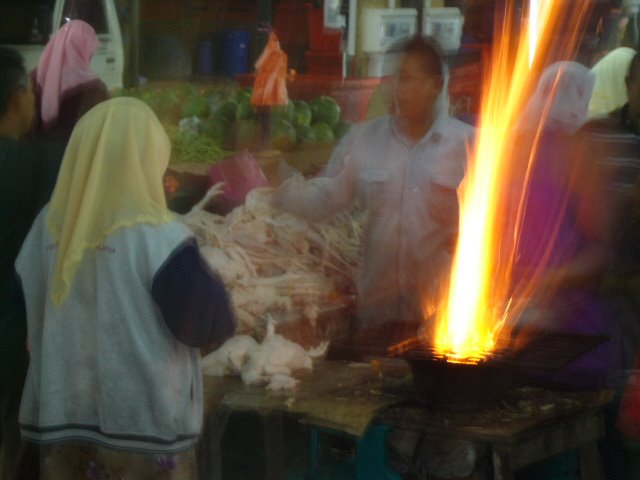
[198,359,612,480]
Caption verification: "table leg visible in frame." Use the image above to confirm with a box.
[198,407,231,480]
[309,429,319,474]
[491,446,515,480]
[579,442,603,480]
[262,410,285,480]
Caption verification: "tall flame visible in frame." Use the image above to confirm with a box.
[432,0,592,361]
[529,0,542,67]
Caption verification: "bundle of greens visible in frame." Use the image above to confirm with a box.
[168,128,231,165]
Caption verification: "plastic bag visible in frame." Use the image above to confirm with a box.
[251,31,289,107]
[208,148,270,210]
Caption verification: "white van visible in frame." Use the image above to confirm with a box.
[0,0,124,90]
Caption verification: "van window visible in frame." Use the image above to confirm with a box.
[60,0,108,35]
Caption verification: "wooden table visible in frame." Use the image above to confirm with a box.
[198,360,405,480]
[198,360,611,480]
[377,388,612,480]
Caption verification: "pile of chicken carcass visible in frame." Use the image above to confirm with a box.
[182,182,364,389]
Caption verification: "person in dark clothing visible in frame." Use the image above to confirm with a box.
[595,0,630,61]
[582,52,640,324]
[581,51,640,480]
[0,47,61,480]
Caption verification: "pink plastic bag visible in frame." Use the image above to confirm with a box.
[207,148,269,208]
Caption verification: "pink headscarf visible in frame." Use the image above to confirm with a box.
[36,20,100,130]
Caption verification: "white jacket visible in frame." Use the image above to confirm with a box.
[16,207,202,454]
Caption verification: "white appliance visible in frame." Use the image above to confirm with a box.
[423,7,464,54]
[1,0,124,91]
[324,0,346,29]
[361,8,417,77]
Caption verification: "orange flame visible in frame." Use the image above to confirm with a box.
[431,0,592,362]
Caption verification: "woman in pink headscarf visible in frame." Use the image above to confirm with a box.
[32,20,109,144]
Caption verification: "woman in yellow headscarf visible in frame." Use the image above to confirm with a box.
[589,47,636,118]
[15,97,234,478]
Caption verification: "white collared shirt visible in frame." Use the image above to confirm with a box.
[278,114,474,326]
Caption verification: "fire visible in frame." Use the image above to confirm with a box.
[431,0,592,362]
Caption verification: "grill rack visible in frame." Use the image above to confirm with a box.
[329,320,608,374]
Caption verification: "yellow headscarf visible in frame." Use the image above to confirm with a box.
[47,97,174,305]
[588,47,636,119]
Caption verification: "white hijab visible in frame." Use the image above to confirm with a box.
[520,61,595,135]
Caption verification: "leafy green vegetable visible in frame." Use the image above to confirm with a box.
[122,82,346,162]
[169,129,230,165]
[201,114,230,145]
[236,87,252,103]
[235,119,259,149]
[215,100,238,123]
[182,95,210,118]
[236,99,256,121]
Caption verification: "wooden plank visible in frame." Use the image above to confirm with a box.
[207,361,406,436]
[505,413,603,470]
[376,389,613,443]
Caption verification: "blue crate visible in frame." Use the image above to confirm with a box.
[308,425,403,480]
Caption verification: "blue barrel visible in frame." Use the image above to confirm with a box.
[220,30,251,78]
[196,40,215,76]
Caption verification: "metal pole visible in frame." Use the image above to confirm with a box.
[128,0,140,88]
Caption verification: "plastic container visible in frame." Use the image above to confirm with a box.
[423,7,464,54]
[308,425,402,480]
[220,30,250,78]
[207,149,269,211]
[196,40,215,76]
[361,8,417,53]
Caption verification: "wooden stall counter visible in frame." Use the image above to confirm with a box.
[198,359,408,480]
[378,388,612,480]
[198,360,612,480]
